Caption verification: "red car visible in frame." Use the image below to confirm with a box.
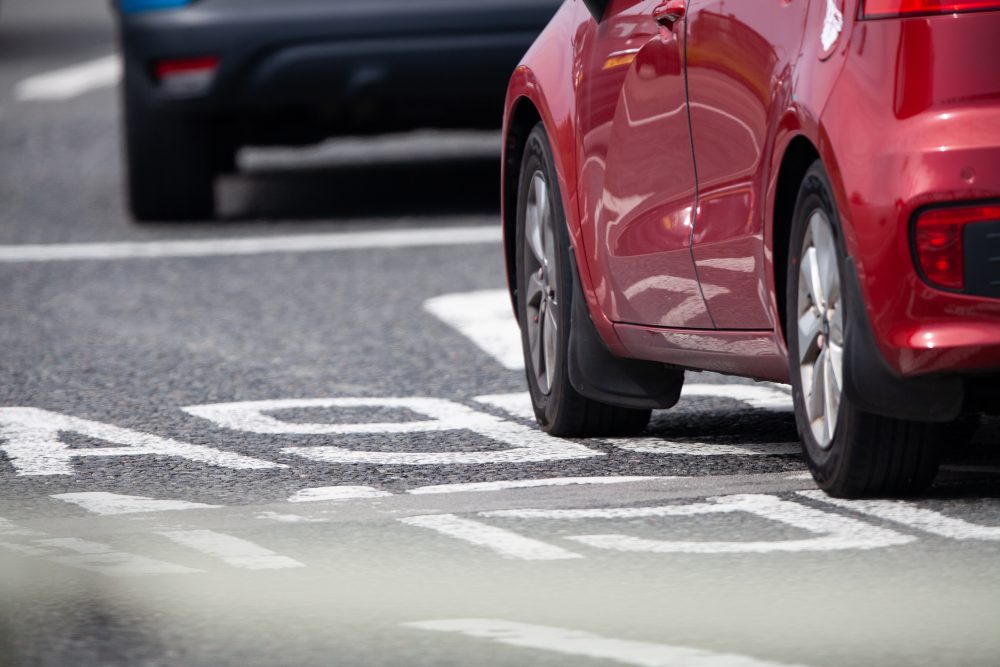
[501,0,1000,497]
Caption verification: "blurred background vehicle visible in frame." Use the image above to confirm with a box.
[115,0,560,222]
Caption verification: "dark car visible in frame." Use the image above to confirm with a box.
[114,0,560,221]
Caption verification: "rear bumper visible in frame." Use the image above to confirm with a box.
[118,0,555,133]
[823,11,1000,379]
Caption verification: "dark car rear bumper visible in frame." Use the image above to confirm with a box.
[118,0,556,138]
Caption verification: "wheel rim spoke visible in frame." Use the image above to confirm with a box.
[797,210,844,450]
[525,174,548,267]
[522,170,558,397]
[542,300,559,392]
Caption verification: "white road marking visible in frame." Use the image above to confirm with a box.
[785,472,815,481]
[0,226,500,264]
[407,476,671,495]
[186,397,601,465]
[482,494,914,554]
[52,492,221,516]
[158,530,304,570]
[423,290,523,370]
[0,407,283,476]
[607,439,800,457]
[474,392,535,421]
[0,518,45,538]
[800,491,1000,541]
[400,514,583,561]
[683,383,793,411]
[288,486,392,503]
[32,537,201,577]
[405,619,811,667]
[255,512,328,524]
[14,54,122,102]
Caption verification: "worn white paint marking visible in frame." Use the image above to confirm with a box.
[15,54,122,102]
[408,476,670,495]
[424,290,523,370]
[159,530,304,570]
[800,491,1000,541]
[400,514,583,561]
[36,537,201,577]
[483,494,914,554]
[0,226,501,264]
[474,392,535,421]
[288,486,392,503]
[684,383,793,411]
[785,472,815,481]
[52,492,221,516]
[608,438,800,457]
[256,512,328,524]
[406,619,810,667]
[0,517,45,538]
[0,407,283,476]
[187,397,601,465]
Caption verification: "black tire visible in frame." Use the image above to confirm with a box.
[123,80,222,222]
[787,161,945,497]
[515,123,650,437]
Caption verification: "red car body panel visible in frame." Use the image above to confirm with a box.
[503,0,1000,385]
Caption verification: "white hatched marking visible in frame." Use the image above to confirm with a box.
[52,492,220,516]
[474,392,535,421]
[424,290,522,370]
[608,439,800,457]
[408,476,670,495]
[0,225,500,263]
[159,530,304,570]
[405,619,811,667]
[800,491,1000,541]
[15,54,121,102]
[400,514,583,561]
[288,486,392,503]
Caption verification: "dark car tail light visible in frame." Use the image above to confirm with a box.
[914,204,1000,290]
[862,0,1000,18]
[155,56,219,93]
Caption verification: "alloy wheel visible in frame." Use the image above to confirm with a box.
[523,171,560,396]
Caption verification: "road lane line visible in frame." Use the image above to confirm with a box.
[33,537,201,577]
[474,393,535,421]
[0,225,500,263]
[424,290,523,370]
[405,619,811,667]
[684,383,793,411]
[800,491,1000,541]
[52,492,221,516]
[288,486,393,503]
[399,514,583,561]
[607,438,800,457]
[158,530,304,570]
[15,55,122,102]
[407,476,672,495]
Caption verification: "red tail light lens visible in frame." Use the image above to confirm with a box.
[154,56,219,93]
[914,204,1000,290]
[863,1,1000,18]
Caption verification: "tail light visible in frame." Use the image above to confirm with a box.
[154,56,219,94]
[862,1,1000,18]
[914,204,1000,291]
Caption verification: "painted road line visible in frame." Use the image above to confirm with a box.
[28,537,201,577]
[0,225,500,263]
[288,486,393,503]
[423,290,523,370]
[158,530,304,570]
[0,518,45,538]
[0,407,284,476]
[684,383,793,411]
[14,55,122,102]
[52,492,221,516]
[800,491,1000,541]
[474,392,535,421]
[607,438,800,456]
[400,514,583,561]
[407,476,672,495]
[482,494,915,554]
[255,512,328,524]
[405,619,811,667]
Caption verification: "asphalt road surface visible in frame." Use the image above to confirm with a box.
[2,2,999,666]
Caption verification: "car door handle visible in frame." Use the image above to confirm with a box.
[652,0,686,30]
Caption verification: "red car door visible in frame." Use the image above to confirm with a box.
[684,0,812,329]
[576,0,711,329]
